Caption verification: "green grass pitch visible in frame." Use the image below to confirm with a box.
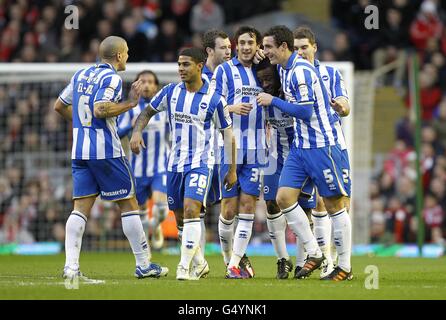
[0,252,445,299]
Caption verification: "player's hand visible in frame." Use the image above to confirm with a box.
[257,92,273,107]
[228,103,253,116]
[130,131,145,154]
[223,169,237,191]
[330,98,346,116]
[128,79,143,106]
[253,49,265,64]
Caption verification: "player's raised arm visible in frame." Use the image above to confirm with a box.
[94,79,142,118]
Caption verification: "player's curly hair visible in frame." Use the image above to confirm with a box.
[263,25,294,51]
[234,26,262,45]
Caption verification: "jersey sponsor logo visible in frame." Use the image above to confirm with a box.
[268,118,294,128]
[101,189,128,197]
[241,86,262,97]
[298,84,309,99]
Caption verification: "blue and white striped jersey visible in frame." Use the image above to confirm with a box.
[148,81,232,172]
[212,57,266,152]
[117,97,169,177]
[315,59,349,150]
[266,105,295,166]
[59,63,125,160]
[278,52,337,149]
[202,64,224,161]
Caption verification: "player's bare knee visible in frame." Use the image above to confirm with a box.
[239,193,256,214]
[276,193,292,210]
[323,196,345,213]
[221,198,237,219]
[183,199,201,219]
[117,197,139,213]
[266,200,281,215]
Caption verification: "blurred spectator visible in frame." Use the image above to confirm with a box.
[332,32,354,62]
[405,68,442,121]
[155,19,184,62]
[423,193,445,244]
[120,15,149,62]
[190,0,225,34]
[432,98,446,149]
[410,0,443,51]
[372,8,409,87]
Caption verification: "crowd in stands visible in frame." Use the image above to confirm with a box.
[332,0,446,245]
[0,0,280,63]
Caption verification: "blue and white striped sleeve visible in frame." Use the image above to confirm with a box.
[211,65,228,99]
[290,66,315,106]
[117,110,132,138]
[94,74,122,104]
[213,95,232,130]
[58,73,76,105]
[149,83,171,112]
[332,67,348,100]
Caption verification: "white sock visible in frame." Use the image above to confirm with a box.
[266,212,289,260]
[330,219,338,264]
[139,210,149,242]
[229,213,254,268]
[121,211,150,267]
[218,215,234,265]
[191,212,207,266]
[65,211,87,270]
[331,209,351,272]
[199,211,206,254]
[179,218,201,269]
[295,237,306,267]
[283,202,321,258]
[312,211,333,266]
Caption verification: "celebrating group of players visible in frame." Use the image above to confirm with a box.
[55,23,353,283]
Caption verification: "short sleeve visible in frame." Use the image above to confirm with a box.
[332,68,348,100]
[94,74,122,104]
[58,73,75,105]
[290,66,316,105]
[150,84,172,112]
[212,95,232,129]
[211,64,228,99]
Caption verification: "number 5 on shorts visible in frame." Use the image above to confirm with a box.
[323,169,334,184]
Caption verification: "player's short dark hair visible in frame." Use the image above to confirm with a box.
[202,29,229,50]
[293,26,316,45]
[134,70,159,86]
[263,25,294,51]
[234,26,262,45]
[179,47,207,65]
[255,58,281,96]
